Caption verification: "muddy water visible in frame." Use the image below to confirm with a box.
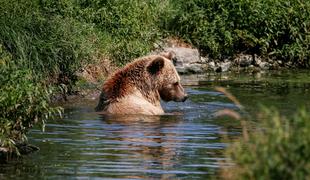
[1,70,310,179]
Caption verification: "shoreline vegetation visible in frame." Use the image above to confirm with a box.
[1,0,310,178]
[221,107,310,179]
[216,88,310,179]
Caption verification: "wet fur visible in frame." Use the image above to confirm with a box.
[96,53,186,115]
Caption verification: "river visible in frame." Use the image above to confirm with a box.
[1,70,310,179]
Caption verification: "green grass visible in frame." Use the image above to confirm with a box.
[39,0,170,65]
[0,1,100,85]
[0,46,62,156]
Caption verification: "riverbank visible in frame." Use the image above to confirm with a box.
[152,38,296,74]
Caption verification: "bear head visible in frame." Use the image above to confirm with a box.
[147,52,188,102]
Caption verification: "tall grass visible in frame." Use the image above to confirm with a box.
[39,0,170,65]
[0,0,101,87]
[0,45,62,156]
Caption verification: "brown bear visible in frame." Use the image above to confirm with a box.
[95,52,188,115]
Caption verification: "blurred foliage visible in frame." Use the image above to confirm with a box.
[222,107,310,179]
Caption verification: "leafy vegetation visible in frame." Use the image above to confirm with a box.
[0,46,62,156]
[166,0,310,66]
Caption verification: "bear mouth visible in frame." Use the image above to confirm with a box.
[174,95,188,102]
[160,93,188,102]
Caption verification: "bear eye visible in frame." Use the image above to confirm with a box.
[173,82,179,86]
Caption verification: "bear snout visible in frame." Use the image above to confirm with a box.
[180,94,188,102]
[174,93,188,102]
[181,94,188,102]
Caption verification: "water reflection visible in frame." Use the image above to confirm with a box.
[100,114,184,179]
[96,109,231,179]
[0,85,240,179]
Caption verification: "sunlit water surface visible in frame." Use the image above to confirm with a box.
[1,71,310,179]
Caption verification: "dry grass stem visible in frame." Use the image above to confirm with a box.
[215,86,243,110]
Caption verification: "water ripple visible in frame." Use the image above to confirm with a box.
[1,87,241,179]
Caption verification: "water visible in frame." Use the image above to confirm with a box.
[1,70,310,179]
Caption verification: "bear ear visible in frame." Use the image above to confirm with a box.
[161,51,176,60]
[147,57,165,75]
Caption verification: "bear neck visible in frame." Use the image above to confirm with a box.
[104,60,161,106]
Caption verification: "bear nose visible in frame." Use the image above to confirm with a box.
[182,94,188,102]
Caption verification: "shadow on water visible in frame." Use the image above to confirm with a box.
[1,70,309,179]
